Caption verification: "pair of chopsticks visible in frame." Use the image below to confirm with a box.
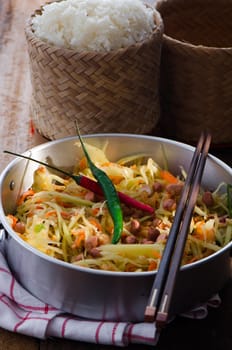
[144,131,212,329]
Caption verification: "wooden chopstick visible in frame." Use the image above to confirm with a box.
[144,131,212,329]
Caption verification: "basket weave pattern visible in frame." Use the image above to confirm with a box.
[25,9,163,140]
[156,0,232,145]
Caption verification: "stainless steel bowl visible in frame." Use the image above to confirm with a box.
[0,134,231,322]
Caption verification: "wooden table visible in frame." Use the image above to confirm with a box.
[0,1,232,349]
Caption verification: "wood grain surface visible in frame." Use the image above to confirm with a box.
[0,0,46,174]
[0,1,231,350]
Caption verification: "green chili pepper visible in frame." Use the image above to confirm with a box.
[5,146,123,243]
[227,184,232,218]
[4,150,154,213]
[77,130,123,244]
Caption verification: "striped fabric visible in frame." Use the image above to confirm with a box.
[0,247,220,346]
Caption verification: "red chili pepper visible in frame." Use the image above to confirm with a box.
[4,150,155,217]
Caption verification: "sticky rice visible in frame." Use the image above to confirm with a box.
[31,0,155,52]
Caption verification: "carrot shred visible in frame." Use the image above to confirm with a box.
[92,207,100,216]
[130,165,137,170]
[35,205,44,210]
[79,157,87,170]
[108,175,124,185]
[72,231,85,248]
[61,211,72,219]
[55,199,73,208]
[148,260,158,271]
[7,214,18,229]
[160,170,179,184]
[193,222,215,242]
[152,250,161,259]
[101,162,111,167]
[17,189,35,205]
[35,199,43,204]
[89,218,102,232]
[45,210,57,218]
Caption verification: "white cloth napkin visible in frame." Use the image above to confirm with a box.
[0,246,221,347]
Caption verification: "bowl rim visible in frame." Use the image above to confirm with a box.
[1,133,231,277]
[163,34,232,52]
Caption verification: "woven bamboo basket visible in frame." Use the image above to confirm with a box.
[25,5,163,140]
[156,0,232,146]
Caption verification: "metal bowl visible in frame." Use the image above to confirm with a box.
[0,134,231,322]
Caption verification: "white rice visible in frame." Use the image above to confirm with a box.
[31,0,155,52]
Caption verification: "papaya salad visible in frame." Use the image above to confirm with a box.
[7,142,232,272]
